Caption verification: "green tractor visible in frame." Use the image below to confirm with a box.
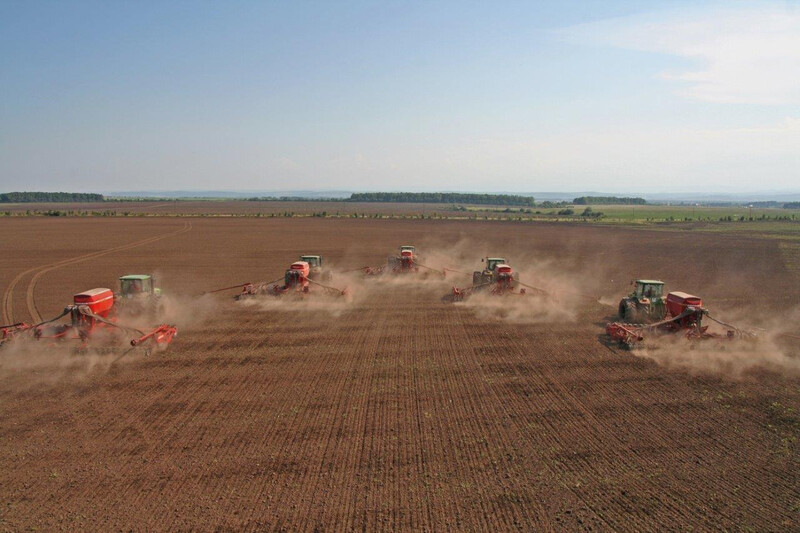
[473,257,509,287]
[300,255,332,282]
[117,274,163,313]
[618,280,667,323]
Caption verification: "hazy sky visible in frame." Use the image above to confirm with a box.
[1,1,798,193]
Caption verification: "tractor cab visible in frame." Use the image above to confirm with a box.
[300,255,322,268]
[119,275,158,299]
[399,246,415,262]
[473,257,510,288]
[619,279,667,322]
[485,257,508,272]
[633,280,664,303]
[300,254,332,281]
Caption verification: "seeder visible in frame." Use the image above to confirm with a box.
[345,246,445,277]
[12,288,178,354]
[451,257,545,301]
[209,260,348,300]
[605,291,755,349]
[1,322,35,347]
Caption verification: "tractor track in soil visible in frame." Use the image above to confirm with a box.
[1,222,191,325]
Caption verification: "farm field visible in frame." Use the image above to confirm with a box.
[2,199,799,225]
[1,216,799,530]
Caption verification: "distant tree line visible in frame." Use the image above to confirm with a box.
[348,192,535,206]
[0,191,105,203]
[245,196,340,202]
[784,202,800,209]
[573,196,647,205]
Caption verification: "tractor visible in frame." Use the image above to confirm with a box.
[273,261,313,295]
[28,288,177,354]
[617,280,667,323]
[452,257,533,300]
[472,257,510,288]
[387,245,419,273]
[346,245,443,277]
[300,255,333,282]
[116,274,163,314]
[210,260,348,300]
[606,291,753,349]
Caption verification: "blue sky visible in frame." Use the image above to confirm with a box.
[1,1,798,193]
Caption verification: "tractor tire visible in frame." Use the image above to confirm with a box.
[618,299,628,319]
[650,302,667,322]
[623,301,638,323]
[472,271,482,287]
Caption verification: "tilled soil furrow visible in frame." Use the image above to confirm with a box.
[493,326,717,529]
[436,306,556,529]
[422,301,539,530]
[2,217,799,531]
[451,309,616,530]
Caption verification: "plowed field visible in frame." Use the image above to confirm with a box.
[1,217,798,530]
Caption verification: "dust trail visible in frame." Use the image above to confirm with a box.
[635,333,800,379]
[454,290,575,324]
[219,262,453,317]
[0,333,146,388]
[421,236,600,323]
[598,296,619,308]
[154,293,217,329]
[237,292,354,318]
[628,306,800,378]
[0,291,214,383]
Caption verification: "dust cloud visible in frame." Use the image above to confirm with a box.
[415,236,600,323]
[630,306,800,378]
[636,332,800,379]
[0,331,143,388]
[0,292,218,383]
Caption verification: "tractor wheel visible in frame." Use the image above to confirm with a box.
[472,271,482,287]
[618,299,628,319]
[623,301,638,323]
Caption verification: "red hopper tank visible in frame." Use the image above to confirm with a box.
[666,291,703,318]
[289,261,310,278]
[73,288,114,317]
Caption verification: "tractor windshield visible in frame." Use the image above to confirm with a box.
[637,283,663,299]
[487,258,507,271]
[121,278,152,295]
[301,256,320,267]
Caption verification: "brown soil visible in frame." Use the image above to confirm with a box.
[1,217,798,530]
